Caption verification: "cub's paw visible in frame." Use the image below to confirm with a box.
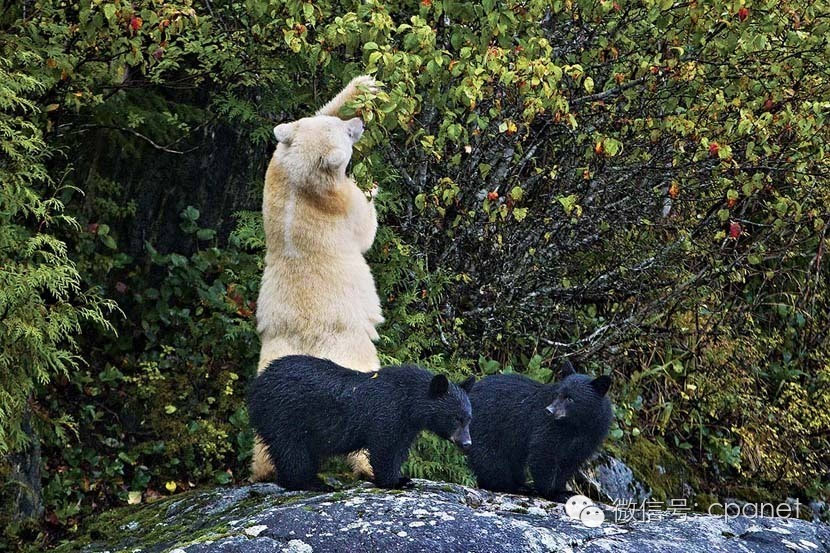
[545,490,574,504]
[395,477,414,489]
[305,480,336,493]
[373,477,412,490]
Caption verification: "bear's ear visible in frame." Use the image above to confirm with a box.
[558,360,576,377]
[589,375,612,396]
[429,374,449,398]
[273,122,295,144]
[459,376,476,392]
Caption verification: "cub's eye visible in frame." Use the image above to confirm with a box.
[566,397,574,403]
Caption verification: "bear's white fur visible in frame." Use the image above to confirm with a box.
[251,76,383,482]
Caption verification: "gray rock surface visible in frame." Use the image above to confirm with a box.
[578,453,651,504]
[65,480,830,553]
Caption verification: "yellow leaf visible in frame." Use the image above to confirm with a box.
[127,491,142,504]
[165,481,177,492]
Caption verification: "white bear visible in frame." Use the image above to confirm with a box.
[251,76,383,482]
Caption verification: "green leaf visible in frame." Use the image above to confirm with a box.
[583,76,594,93]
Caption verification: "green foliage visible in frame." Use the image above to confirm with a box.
[0,45,115,454]
[1,0,829,547]
[38,208,261,529]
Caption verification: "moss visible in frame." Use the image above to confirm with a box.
[621,437,698,503]
[52,486,327,553]
[695,493,720,513]
[722,485,779,504]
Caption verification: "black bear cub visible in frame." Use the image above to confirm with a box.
[466,361,612,501]
[248,355,474,490]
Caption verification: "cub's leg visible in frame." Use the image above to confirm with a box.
[528,450,571,501]
[469,450,523,494]
[369,446,408,489]
[274,444,319,491]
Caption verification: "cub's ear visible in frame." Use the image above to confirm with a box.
[558,360,576,377]
[429,374,450,398]
[459,376,476,392]
[590,375,612,396]
[273,122,295,144]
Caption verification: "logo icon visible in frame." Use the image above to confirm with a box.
[565,494,605,527]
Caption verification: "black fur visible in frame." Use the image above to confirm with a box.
[466,365,612,501]
[248,355,473,490]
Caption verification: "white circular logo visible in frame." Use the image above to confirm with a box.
[579,505,605,527]
[565,495,605,527]
[565,495,593,519]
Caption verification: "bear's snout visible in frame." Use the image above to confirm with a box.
[451,425,472,450]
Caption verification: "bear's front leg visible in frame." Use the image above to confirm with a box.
[348,184,378,254]
[315,75,379,118]
[368,446,407,489]
[528,449,567,501]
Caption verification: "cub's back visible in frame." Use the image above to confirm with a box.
[470,373,543,405]
[249,356,367,419]
[469,373,545,439]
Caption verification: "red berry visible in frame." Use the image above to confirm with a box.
[709,142,720,157]
[737,7,749,21]
[130,16,143,31]
[729,221,742,239]
[487,191,499,201]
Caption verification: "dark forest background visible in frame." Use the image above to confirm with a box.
[1,0,828,549]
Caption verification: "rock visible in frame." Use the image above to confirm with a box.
[59,480,830,553]
[809,501,829,523]
[578,453,651,504]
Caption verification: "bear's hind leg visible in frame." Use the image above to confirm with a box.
[347,450,374,479]
[274,445,319,491]
[250,434,276,482]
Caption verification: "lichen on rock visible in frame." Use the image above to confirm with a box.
[59,480,830,553]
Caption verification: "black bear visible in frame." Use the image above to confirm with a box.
[248,355,475,490]
[465,361,612,501]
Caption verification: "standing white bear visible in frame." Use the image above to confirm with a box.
[251,76,384,482]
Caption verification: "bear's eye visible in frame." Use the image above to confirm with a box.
[565,397,574,403]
